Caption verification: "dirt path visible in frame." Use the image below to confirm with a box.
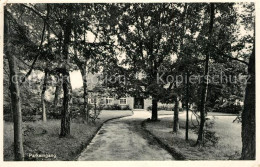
[77,111,174,160]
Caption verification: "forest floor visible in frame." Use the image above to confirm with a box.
[4,110,133,161]
[144,111,242,160]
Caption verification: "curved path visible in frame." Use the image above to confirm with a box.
[77,111,174,160]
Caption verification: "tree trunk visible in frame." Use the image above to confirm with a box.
[80,67,89,123]
[60,70,72,137]
[41,69,48,122]
[173,96,179,132]
[241,41,255,160]
[60,6,72,137]
[151,98,158,121]
[185,72,189,140]
[197,3,214,145]
[73,24,89,123]
[5,16,24,160]
[54,74,61,106]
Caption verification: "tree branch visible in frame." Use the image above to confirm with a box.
[21,4,60,39]
[213,46,249,65]
[19,5,48,86]
[16,56,30,67]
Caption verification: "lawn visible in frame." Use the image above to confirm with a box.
[145,112,242,160]
[147,110,178,116]
[4,110,133,161]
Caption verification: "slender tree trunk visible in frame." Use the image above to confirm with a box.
[60,6,72,137]
[241,41,255,160]
[173,96,179,132]
[8,52,25,161]
[60,70,72,137]
[54,74,61,106]
[73,24,89,123]
[197,3,214,145]
[151,98,158,121]
[5,16,24,160]
[41,69,48,122]
[80,67,89,123]
[185,72,189,140]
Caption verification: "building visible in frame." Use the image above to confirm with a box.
[82,72,175,110]
[88,96,154,110]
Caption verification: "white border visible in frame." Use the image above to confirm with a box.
[0,0,259,167]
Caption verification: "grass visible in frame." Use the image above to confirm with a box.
[147,110,178,115]
[4,110,133,161]
[144,112,242,160]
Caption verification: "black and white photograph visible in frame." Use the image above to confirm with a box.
[1,0,257,165]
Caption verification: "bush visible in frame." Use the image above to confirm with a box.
[120,105,131,110]
[213,104,242,114]
[101,104,130,110]
[147,105,174,111]
[21,107,41,122]
[191,117,219,146]
[46,104,62,120]
[4,105,12,122]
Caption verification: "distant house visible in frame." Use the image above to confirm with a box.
[88,95,154,110]
[77,72,176,110]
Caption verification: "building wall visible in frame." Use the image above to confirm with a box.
[87,95,178,110]
[126,97,134,109]
[144,99,152,110]
[93,97,134,109]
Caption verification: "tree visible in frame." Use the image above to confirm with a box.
[105,4,175,121]
[41,5,51,122]
[169,3,204,136]
[202,3,255,155]
[70,4,115,123]
[41,69,48,122]
[53,74,62,106]
[59,5,73,137]
[240,3,255,159]
[196,3,215,145]
[4,10,24,161]
[173,95,179,132]
[174,3,188,135]
[241,40,255,159]
[7,3,58,123]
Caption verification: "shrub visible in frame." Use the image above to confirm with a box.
[4,105,12,122]
[46,104,62,120]
[21,106,41,122]
[213,104,242,114]
[120,105,130,110]
[147,105,174,111]
[191,117,219,146]
[101,104,130,110]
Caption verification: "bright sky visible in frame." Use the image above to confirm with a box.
[70,71,83,89]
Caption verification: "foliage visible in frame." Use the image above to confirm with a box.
[213,103,242,114]
[191,117,220,146]
[101,104,130,110]
[147,105,174,111]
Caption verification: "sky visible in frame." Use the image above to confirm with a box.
[70,71,83,89]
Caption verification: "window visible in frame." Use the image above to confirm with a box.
[89,98,96,104]
[100,98,105,104]
[119,98,127,105]
[106,98,113,105]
